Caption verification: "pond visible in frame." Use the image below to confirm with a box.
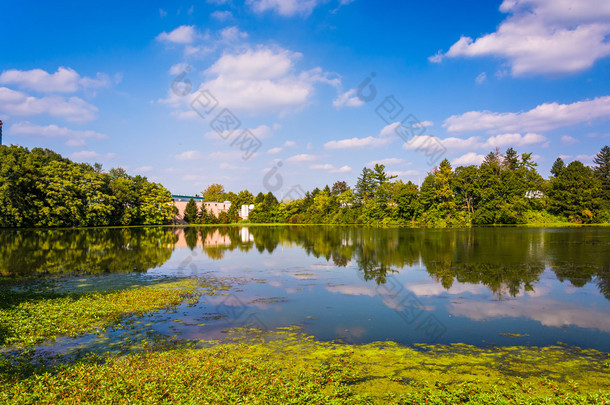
[2,225,610,354]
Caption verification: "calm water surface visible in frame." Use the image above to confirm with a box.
[2,226,610,352]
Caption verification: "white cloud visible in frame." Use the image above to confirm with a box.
[387,170,419,177]
[333,88,364,108]
[324,136,391,149]
[70,150,100,160]
[444,96,610,134]
[159,8,168,17]
[310,163,334,170]
[324,122,398,150]
[133,166,154,173]
[561,135,579,145]
[175,150,203,160]
[69,150,115,161]
[220,26,248,42]
[484,132,548,148]
[169,63,191,76]
[0,67,111,93]
[433,0,610,75]
[366,157,405,167]
[211,10,233,20]
[475,72,487,84]
[404,133,547,154]
[0,87,98,122]
[267,147,283,154]
[284,140,296,147]
[156,25,198,44]
[193,46,336,114]
[9,121,107,145]
[309,163,352,173]
[453,152,486,166]
[246,0,322,17]
[331,165,352,173]
[286,153,319,163]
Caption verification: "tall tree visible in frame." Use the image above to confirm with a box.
[549,160,602,222]
[593,145,610,205]
[550,157,565,177]
[183,198,199,223]
[355,167,376,203]
[331,181,349,197]
[202,184,225,202]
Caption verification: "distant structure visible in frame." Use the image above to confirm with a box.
[240,204,255,219]
[0,120,3,145]
[171,195,232,220]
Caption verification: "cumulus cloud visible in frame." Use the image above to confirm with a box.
[453,152,486,166]
[246,0,322,17]
[190,46,337,114]
[9,121,107,145]
[443,96,610,134]
[431,0,610,75]
[267,147,283,154]
[211,10,233,20]
[220,26,248,42]
[0,67,111,93]
[404,133,548,155]
[310,163,352,173]
[0,87,98,122]
[366,157,406,166]
[333,88,364,108]
[324,122,398,150]
[69,150,115,161]
[387,170,418,177]
[561,135,579,145]
[286,153,319,163]
[175,150,203,160]
[156,25,199,44]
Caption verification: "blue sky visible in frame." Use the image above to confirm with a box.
[1,0,610,196]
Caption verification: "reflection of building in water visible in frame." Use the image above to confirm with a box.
[204,230,231,247]
[240,227,253,243]
[173,228,232,248]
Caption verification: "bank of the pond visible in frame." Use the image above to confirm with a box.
[0,277,215,347]
[0,276,609,404]
[1,328,609,404]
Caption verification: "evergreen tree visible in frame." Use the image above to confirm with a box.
[593,145,610,205]
[504,148,519,171]
[550,157,565,177]
[183,198,199,223]
[355,167,376,203]
[549,160,602,222]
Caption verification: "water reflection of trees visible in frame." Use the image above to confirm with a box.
[0,227,177,276]
[188,226,610,301]
[4,225,608,301]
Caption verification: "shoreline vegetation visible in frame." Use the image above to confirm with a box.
[1,276,609,404]
[2,144,610,229]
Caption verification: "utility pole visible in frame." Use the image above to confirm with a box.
[0,120,3,145]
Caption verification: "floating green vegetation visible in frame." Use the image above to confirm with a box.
[0,278,203,347]
[1,328,609,404]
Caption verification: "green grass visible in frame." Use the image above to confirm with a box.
[0,280,609,404]
[1,329,609,404]
[0,278,201,347]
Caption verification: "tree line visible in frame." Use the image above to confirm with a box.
[0,145,176,227]
[184,146,610,226]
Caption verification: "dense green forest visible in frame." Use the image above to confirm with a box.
[190,146,610,227]
[2,144,609,228]
[0,145,176,227]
